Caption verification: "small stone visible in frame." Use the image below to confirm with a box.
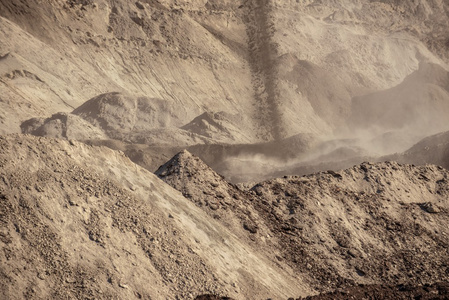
[243,221,258,234]
[420,202,440,214]
[66,277,76,283]
[208,201,219,210]
[348,249,358,258]
[37,271,47,280]
[135,1,145,9]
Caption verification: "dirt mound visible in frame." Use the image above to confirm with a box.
[387,130,449,170]
[260,128,449,184]
[23,92,222,146]
[2,134,449,298]
[156,150,236,210]
[72,92,182,135]
[155,150,267,240]
[0,134,309,299]
[156,151,449,294]
[20,112,107,140]
[2,0,449,297]
[249,161,449,292]
[181,112,253,144]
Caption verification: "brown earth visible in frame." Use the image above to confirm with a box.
[2,134,449,299]
[1,0,449,299]
[2,0,448,142]
[296,282,449,300]
[157,150,449,296]
[4,0,449,184]
[200,282,449,300]
[0,134,312,299]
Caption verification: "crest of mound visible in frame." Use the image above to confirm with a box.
[20,112,107,140]
[385,130,449,170]
[156,150,270,241]
[0,134,308,299]
[250,161,449,291]
[156,150,237,211]
[181,112,253,144]
[72,92,185,139]
[71,92,138,134]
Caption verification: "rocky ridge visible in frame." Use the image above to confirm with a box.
[158,150,449,294]
[156,150,266,242]
[0,134,309,299]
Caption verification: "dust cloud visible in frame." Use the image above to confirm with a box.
[210,1,447,183]
[213,61,449,183]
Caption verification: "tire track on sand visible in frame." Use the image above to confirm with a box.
[243,0,284,141]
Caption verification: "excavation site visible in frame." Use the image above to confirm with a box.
[0,0,449,299]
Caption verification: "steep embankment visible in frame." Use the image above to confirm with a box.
[155,150,269,243]
[3,0,448,143]
[158,151,449,294]
[0,134,311,299]
[0,0,257,138]
[3,0,449,184]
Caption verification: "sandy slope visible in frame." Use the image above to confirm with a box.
[158,150,449,294]
[386,130,449,171]
[1,1,449,298]
[1,134,449,299]
[0,134,310,299]
[0,0,257,138]
[3,0,447,185]
[2,0,448,142]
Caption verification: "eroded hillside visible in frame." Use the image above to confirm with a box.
[0,134,309,299]
[1,135,449,299]
[1,1,449,299]
[158,151,449,294]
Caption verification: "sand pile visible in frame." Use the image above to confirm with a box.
[181,112,253,144]
[157,150,449,295]
[0,134,309,299]
[72,92,183,133]
[156,150,265,241]
[386,130,449,171]
[21,92,256,147]
[2,134,449,299]
[71,92,221,145]
[249,161,449,292]
[1,0,449,298]
[20,112,107,140]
